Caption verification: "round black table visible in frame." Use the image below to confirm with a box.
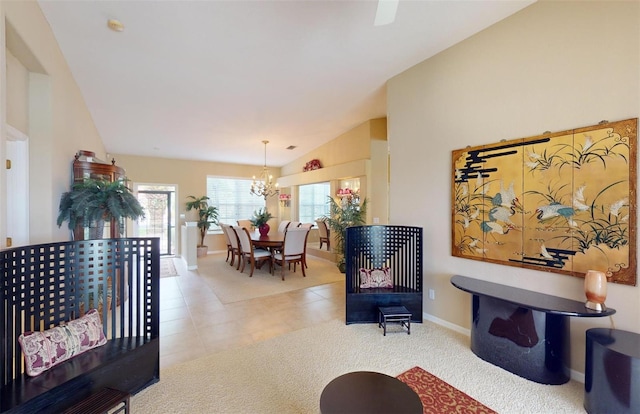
[319,371,423,414]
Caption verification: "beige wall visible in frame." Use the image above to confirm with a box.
[388,0,639,376]
[111,154,281,252]
[279,118,388,223]
[6,49,28,133]
[280,118,385,176]
[2,1,106,244]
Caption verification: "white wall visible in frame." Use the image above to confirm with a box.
[388,0,639,375]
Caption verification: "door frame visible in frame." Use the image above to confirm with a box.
[134,184,177,256]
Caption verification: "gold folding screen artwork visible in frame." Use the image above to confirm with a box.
[452,118,637,285]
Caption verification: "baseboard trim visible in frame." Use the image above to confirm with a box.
[423,312,470,336]
[571,370,585,383]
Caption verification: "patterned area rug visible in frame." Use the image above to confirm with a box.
[397,366,497,414]
[160,257,178,278]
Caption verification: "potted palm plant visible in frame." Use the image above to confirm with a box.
[323,195,368,272]
[185,195,219,257]
[250,207,273,236]
[57,177,145,240]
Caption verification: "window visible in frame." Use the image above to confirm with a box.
[299,182,330,224]
[207,177,265,230]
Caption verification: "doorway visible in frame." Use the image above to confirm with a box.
[136,185,176,256]
[5,125,29,247]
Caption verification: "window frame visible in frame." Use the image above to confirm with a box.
[298,182,331,224]
[206,176,266,232]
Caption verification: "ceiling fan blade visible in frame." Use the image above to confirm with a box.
[374,0,399,26]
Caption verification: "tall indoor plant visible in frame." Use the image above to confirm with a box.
[185,195,219,256]
[57,177,145,240]
[323,195,367,272]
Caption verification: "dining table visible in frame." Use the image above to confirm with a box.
[250,231,284,250]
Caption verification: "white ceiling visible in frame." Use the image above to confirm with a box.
[37,0,534,167]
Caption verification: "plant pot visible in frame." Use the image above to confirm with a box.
[259,224,270,236]
[197,246,208,257]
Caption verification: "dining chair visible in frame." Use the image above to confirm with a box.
[297,223,314,268]
[277,220,291,233]
[232,225,272,277]
[271,227,310,280]
[227,225,242,270]
[315,219,330,251]
[220,223,234,263]
[288,221,302,229]
[237,219,253,229]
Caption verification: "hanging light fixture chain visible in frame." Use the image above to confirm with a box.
[250,140,279,199]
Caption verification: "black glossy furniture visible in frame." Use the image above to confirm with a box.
[584,328,640,413]
[378,306,411,336]
[320,371,423,414]
[345,225,423,324]
[451,275,615,385]
[62,387,130,414]
[0,238,160,414]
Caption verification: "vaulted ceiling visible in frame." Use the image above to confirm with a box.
[37,0,534,166]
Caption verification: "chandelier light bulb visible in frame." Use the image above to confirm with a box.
[250,140,279,200]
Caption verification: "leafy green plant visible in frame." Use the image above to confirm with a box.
[323,196,367,272]
[249,207,273,227]
[186,195,219,247]
[57,178,145,239]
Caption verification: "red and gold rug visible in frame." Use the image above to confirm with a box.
[397,366,497,414]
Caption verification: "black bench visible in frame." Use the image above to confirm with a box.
[0,238,160,414]
[62,387,130,414]
[345,225,423,324]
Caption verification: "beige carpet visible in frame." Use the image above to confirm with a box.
[132,319,584,414]
[195,253,344,303]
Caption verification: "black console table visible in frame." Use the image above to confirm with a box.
[451,275,615,385]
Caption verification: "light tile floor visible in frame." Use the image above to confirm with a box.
[159,255,345,370]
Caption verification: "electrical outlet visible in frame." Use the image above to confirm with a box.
[428,289,435,300]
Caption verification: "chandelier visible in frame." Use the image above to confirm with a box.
[250,140,279,199]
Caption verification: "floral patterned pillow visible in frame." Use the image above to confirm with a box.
[18,309,107,376]
[359,267,393,289]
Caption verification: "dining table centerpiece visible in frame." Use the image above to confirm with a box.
[250,207,274,236]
